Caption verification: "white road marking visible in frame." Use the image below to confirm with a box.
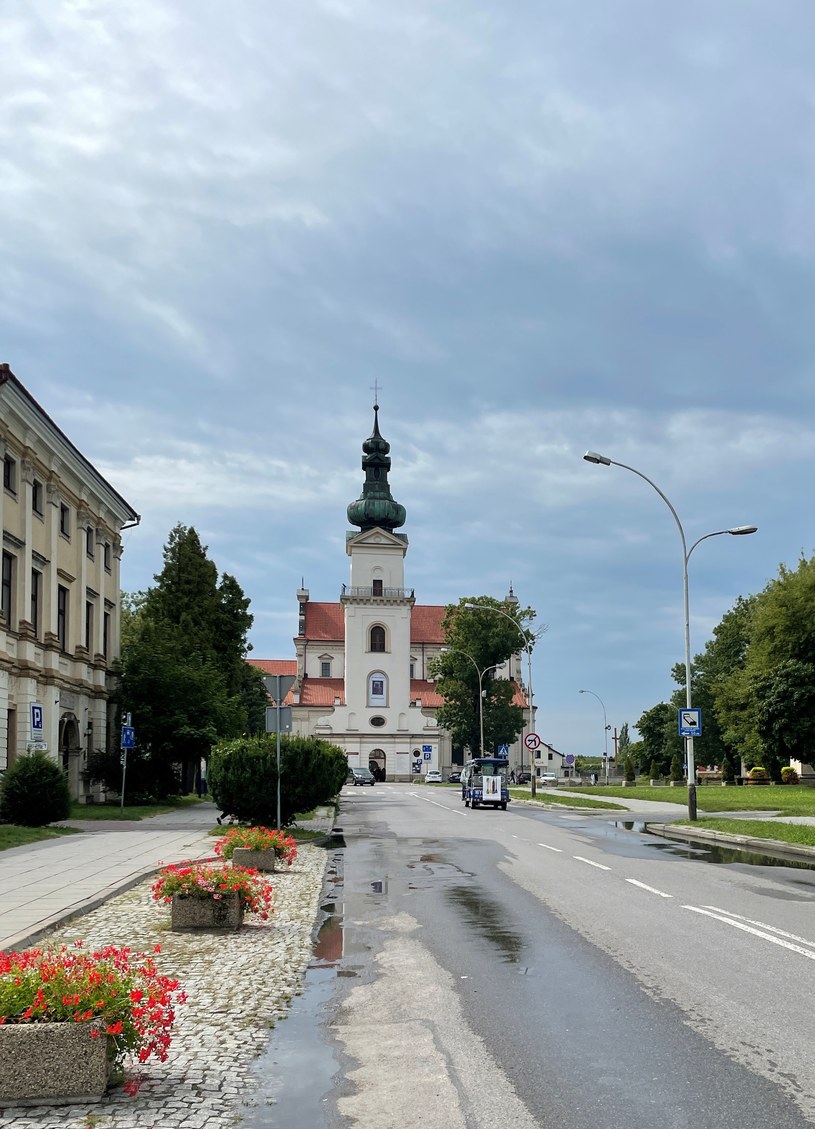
[537,842,563,853]
[700,906,815,950]
[684,906,815,960]
[626,879,673,898]
[573,856,612,871]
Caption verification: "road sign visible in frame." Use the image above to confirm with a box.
[524,732,541,751]
[30,703,43,737]
[28,741,48,752]
[423,750,431,760]
[498,744,510,754]
[422,745,432,752]
[265,706,292,733]
[121,725,136,748]
[678,708,702,737]
[261,674,296,700]
[565,754,575,765]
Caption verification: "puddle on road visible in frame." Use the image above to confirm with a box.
[445,884,525,965]
[242,850,345,1129]
[611,820,815,873]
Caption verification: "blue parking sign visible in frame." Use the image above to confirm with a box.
[121,725,136,748]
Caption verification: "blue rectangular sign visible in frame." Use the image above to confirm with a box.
[678,709,702,737]
[121,725,136,749]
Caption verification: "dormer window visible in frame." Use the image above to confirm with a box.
[321,660,331,678]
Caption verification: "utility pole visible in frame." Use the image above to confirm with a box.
[613,727,619,765]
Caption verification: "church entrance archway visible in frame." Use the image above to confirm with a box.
[369,749,385,782]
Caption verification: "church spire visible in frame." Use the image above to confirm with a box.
[347,402,407,533]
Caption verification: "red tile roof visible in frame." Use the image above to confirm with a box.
[301,603,343,640]
[299,679,346,707]
[409,680,445,707]
[248,659,297,676]
[299,602,447,644]
[410,605,446,643]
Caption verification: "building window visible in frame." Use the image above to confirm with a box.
[57,585,68,650]
[409,662,415,679]
[60,503,71,537]
[104,542,112,572]
[86,526,95,558]
[3,455,16,494]
[369,625,386,652]
[32,479,43,516]
[372,578,383,597]
[367,671,387,708]
[103,611,110,659]
[85,600,94,651]
[31,569,41,638]
[320,660,331,678]
[1,552,14,623]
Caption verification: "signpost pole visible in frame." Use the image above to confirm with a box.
[275,675,282,831]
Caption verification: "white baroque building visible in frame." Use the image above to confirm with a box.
[250,405,533,781]
[0,364,139,800]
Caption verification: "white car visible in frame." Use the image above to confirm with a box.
[425,770,443,783]
[540,772,558,785]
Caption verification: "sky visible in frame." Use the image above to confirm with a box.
[3,1,815,759]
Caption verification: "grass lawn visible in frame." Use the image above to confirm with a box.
[67,794,206,821]
[509,788,625,811]
[0,825,83,851]
[676,817,815,848]
[565,783,815,815]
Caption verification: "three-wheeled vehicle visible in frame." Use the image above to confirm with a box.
[460,757,511,811]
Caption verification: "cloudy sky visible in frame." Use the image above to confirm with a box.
[3,1,815,758]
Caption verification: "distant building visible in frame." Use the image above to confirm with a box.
[249,404,533,781]
[0,364,139,799]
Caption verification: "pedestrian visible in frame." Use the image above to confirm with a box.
[510,770,516,785]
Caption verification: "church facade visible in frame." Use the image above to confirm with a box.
[249,406,532,781]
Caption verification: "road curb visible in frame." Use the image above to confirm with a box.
[643,822,815,863]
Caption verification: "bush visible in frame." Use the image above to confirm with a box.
[648,759,661,781]
[721,754,736,784]
[781,766,800,785]
[208,734,348,826]
[0,751,70,826]
[86,747,181,803]
[623,755,636,783]
[748,765,770,782]
[669,752,684,783]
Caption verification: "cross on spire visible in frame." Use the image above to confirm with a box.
[370,379,382,408]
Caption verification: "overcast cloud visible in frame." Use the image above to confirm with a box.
[3,1,815,756]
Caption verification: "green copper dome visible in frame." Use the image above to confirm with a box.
[347,404,406,532]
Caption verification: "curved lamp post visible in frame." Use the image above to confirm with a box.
[441,648,498,758]
[578,689,610,784]
[583,450,757,820]
[463,602,538,796]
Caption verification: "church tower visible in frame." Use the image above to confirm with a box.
[342,403,415,733]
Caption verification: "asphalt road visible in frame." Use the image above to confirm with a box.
[325,783,815,1129]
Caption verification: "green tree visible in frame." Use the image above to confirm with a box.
[431,596,539,755]
[116,524,256,791]
[634,702,679,775]
[751,660,815,781]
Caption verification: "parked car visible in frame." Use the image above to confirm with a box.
[447,770,462,783]
[351,767,375,786]
[540,772,558,786]
[516,771,532,784]
[425,770,443,783]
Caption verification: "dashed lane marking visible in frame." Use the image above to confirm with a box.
[573,855,612,871]
[537,842,563,853]
[626,878,673,898]
[684,905,815,960]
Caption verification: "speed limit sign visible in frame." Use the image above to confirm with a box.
[524,732,541,751]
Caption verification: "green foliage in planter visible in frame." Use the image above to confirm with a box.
[781,766,800,785]
[0,752,70,826]
[748,765,769,782]
[648,759,661,781]
[208,734,348,826]
[623,755,636,783]
[669,752,684,783]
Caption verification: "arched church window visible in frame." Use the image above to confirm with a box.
[368,672,387,708]
[370,625,386,652]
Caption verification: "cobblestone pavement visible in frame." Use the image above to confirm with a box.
[1,845,329,1129]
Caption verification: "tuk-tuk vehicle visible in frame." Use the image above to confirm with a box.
[460,757,511,811]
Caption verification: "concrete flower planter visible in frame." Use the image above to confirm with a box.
[171,891,244,931]
[0,1020,109,1106]
[232,847,277,872]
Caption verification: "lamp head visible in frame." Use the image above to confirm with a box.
[727,525,758,536]
[583,451,611,465]
[578,689,587,694]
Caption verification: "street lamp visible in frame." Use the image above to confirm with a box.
[578,689,610,784]
[583,450,757,820]
[440,648,498,758]
[463,602,538,796]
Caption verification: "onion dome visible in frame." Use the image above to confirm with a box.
[347,404,406,532]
